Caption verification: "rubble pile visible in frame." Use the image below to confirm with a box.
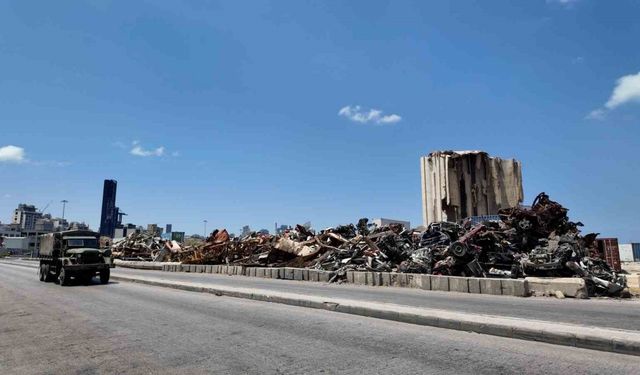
[116,192,626,296]
[111,232,181,262]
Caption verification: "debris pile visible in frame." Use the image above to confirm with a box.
[114,192,626,296]
[111,232,182,262]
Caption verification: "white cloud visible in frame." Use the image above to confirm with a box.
[338,105,402,125]
[586,71,640,120]
[130,141,165,157]
[0,145,25,163]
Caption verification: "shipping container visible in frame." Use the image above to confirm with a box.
[633,243,640,262]
[596,238,621,272]
[619,244,634,262]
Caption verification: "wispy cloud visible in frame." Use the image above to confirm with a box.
[0,145,26,163]
[571,56,584,64]
[338,105,402,125]
[130,141,165,157]
[586,71,640,120]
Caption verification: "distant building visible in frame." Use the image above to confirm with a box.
[275,224,291,235]
[99,179,118,238]
[371,218,411,230]
[420,150,523,226]
[146,224,163,236]
[0,222,22,238]
[165,224,172,234]
[12,204,41,231]
[257,229,270,235]
[241,225,251,237]
[114,223,140,239]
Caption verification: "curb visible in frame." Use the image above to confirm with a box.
[110,274,640,357]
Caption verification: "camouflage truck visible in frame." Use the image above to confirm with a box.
[38,230,114,286]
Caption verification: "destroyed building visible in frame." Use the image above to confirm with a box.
[420,150,523,226]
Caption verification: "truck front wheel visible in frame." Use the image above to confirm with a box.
[59,268,69,286]
[100,269,110,284]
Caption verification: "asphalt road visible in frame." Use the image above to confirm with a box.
[1,262,640,374]
[6,258,640,331]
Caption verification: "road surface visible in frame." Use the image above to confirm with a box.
[1,262,639,374]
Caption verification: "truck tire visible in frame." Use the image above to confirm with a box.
[100,269,110,284]
[59,268,69,286]
[81,272,93,285]
[39,264,46,282]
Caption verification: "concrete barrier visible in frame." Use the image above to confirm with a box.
[525,277,588,298]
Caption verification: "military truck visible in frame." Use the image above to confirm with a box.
[38,230,114,286]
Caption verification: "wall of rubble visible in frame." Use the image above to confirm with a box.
[110,192,626,297]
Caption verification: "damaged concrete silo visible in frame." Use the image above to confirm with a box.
[420,150,524,226]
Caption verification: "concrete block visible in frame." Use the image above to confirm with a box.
[406,274,418,288]
[308,270,319,282]
[346,271,355,284]
[247,267,256,277]
[449,276,469,293]
[293,268,304,281]
[205,265,213,273]
[468,278,481,294]
[181,264,189,272]
[318,270,333,282]
[300,269,310,281]
[256,268,265,278]
[417,274,431,290]
[525,277,587,298]
[353,272,367,285]
[199,265,206,273]
[284,267,295,280]
[480,278,502,295]
[190,265,197,273]
[219,265,227,274]
[389,273,408,287]
[501,279,528,297]
[380,272,391,286]
[368,272,381,286]
[431,275,450,291]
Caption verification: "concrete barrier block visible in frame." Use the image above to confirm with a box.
[389,273,408,287]
[525,277,587,298]
[353,272,367,285]
[199,265,207,273]
[449,276,469,293]
[269,268,280,279]
[247,267,256,277]
[301,269,310,281]
[255,268,265,278]
[293,268,304,281]
[501,279,528,297]
[205,265,213,273]
[417,274,431,290]
[318,270,333,282]
[480,278,503,295]
[346,271,355,284]
[431,275,449,291]
[181,264,189,272]
[406,274,419,288]
[190,265,197,273]
[308,270,319,282]
[468,278,481,294]
[380,273,391,286]
[284,267,295,280]
[368,272,382,286]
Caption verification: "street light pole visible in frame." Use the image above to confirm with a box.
[203,220,208,238]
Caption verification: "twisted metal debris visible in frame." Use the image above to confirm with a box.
[111,192,626,296]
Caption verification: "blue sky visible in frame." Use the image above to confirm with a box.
[1,0,639,240]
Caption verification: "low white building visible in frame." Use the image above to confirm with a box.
[372,218,411,230]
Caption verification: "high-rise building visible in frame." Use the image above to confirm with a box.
[165,224,172,234]
[99,179,118,238]
[12,204,41,231]
[420,151,523,226]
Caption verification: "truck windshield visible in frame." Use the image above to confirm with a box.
[67,239,98,248]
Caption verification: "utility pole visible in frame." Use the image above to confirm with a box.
[203,220,208,238]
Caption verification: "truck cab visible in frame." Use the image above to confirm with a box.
[38,230,114,286]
